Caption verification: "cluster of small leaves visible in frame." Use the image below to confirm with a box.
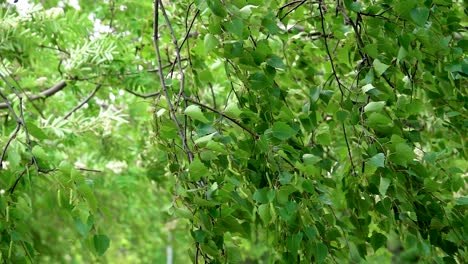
[151,0,467,263]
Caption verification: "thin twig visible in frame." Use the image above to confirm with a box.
[158,0,186,106]
[125,89,160,99]
[17,98,39,171]
[77,167,102,173]
[278,0,308,21]
[153,0,193,162]
[185,97,258,139]
[63,84,102,120]
[318,1,356,175]
[0,124,20,169]
[318,2,344,97]
[8,167,28,195]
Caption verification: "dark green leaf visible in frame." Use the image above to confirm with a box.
[270,122,297,140]
[93,234,110,256]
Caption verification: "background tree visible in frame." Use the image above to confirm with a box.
[0,0,466,263]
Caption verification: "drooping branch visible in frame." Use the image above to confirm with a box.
[153,0,193,162]
[318,1,356,176]
[0,81,67,109]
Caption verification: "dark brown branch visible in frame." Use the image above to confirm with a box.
[63,84,102,120]
[0,81,67,109]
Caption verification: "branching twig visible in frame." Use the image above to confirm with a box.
[278,0,308,21]
[153,0,193,162]
[63,84,102,120]
[158,0,186,106]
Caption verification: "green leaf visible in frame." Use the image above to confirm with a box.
[239,5,257,18]
[32,146,47,160]
[224,103,242,117]
[261,12,279,34]
[270,122,297,140]
[315,242,328,264]
[194,132,216,145]
[370,232,387,250]
[266,55,286,69]
[253,188,275,204]
[189,159,209,181]
[184,105,209,123]
[410,7,429,26]
[93,234,110,256]
[335,110,348,123]
[204,34,219,54]
[379,177,391,196]
[257,204,271,224]
[226,18,244,38]
[368,153,385,168]
[373,59,390,76]
[391,143,415,166]
[361,83,376,93]
[286,232,303,253]
[364,101,385,112]
[366,112,392,129]
[207,0,227,17]
[455,197,468,205]
[26,121,47,140]
[77,184,97,212]
[397,46,408,62]
[364,44,378,58]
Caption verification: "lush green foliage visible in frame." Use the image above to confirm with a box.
[0,0,467,263]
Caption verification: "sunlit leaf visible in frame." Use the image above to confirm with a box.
[184,105,210,123]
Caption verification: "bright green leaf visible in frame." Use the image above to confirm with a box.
[189,159,209,181]
[373,59,390,76]
[204,34,219,54]
[379,177,391,196]
[184,105,210,123]
[364,101,385,112]
[368,153,385,168]
[26,121,47,140]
